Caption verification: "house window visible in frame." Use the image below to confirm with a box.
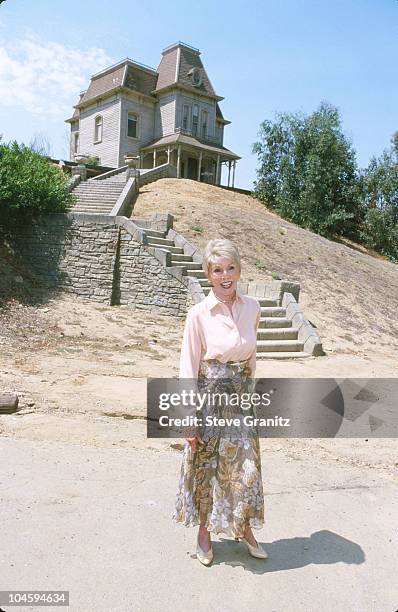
[94,115,103,143]
[127,112,139,138]
[192,104,199,136]
[201,110,208,139]
[73,132,79,154]
[182,104,190,131]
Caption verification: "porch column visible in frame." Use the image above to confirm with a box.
[167,146,171,164]
[153,149,157,168]
[216,154,220,185]
[139,153,143,168]
[177,145,181,178]
[197,151,203,181]
[232,160,236,188]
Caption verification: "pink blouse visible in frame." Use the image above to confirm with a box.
[179,288,261,379]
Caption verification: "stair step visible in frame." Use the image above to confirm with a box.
[146,237,175,247]
[170,254,193,262]
[257,328,299,340]
[256,351,311,359]
[260,307,286,317]
[75,185,124,191]
[170,261,202,269]
[150,246,184,254]
[90,177,127,183]
[74,189,124,194]
[144,230,166,238]
[256,298,279,307]
[184,270,207,278]
[72,206,113,209]
[75,185,124,190]
[72,208,113,214]
[259,317,292,328]
[73,199,119,204]
[256,340,304,352]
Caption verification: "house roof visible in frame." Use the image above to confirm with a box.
[155,42,219,99]
[73,59,158,110]
[141,133,240,160]
[124,64,158,97]
[78,64,126,106]
[66,44,229,124]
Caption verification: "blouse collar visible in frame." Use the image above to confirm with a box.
[205,287,244,311]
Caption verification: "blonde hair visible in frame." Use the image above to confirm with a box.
[202,239,241,276]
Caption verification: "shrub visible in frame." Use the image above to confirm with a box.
[0,140,72,228]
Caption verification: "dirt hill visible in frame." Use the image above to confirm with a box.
[133,178,398,364]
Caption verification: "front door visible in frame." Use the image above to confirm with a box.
[187,157,198,180]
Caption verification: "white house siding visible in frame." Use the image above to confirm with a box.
[175,94,217,141]
[215,122,224,146]
[69,121,79,161]
[154,94,176,138]
[118,95,155,167]
[78,95,121,167]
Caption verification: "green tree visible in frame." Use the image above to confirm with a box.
[360,150,398,261]
[391,131,398,159]
[0,140,72,227]
[252,102,364,238]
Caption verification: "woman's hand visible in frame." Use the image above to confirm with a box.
[186,432,205,453]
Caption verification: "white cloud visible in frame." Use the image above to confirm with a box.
[0,35,115,118]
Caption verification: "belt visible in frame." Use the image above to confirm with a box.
[200,358,250,366]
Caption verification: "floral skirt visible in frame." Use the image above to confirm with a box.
[172,358,265,538]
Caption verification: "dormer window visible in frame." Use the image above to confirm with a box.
[94,115,103,143]
[189,67,202,87]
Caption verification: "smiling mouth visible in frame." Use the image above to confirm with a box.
[220,281,233,288]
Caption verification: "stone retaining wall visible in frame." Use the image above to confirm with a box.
[9,213,189,316]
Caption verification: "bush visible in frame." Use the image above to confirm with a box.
[252,102,364,239]
[0,140,72,228]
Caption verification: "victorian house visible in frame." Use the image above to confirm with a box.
[66,42,240,186]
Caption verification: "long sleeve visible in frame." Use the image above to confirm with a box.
[179,306,202,379]
[179,307,202,438]
[248,304,261,378]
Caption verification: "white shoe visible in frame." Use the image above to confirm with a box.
[238,536,268,559]
[196,535,213,566]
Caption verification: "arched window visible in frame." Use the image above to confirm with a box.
[94,115,103,143]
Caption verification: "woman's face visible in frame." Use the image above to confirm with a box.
[207,256,241,298]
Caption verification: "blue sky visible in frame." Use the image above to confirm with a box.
[0,0,396,188]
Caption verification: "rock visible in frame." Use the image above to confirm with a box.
[0,393,19,413]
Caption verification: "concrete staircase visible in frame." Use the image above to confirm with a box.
[70,171,128,214]
[141,228,311,359]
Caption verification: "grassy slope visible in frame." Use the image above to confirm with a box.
[133,178,398,360]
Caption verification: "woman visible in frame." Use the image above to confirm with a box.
[172,239,268,566]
